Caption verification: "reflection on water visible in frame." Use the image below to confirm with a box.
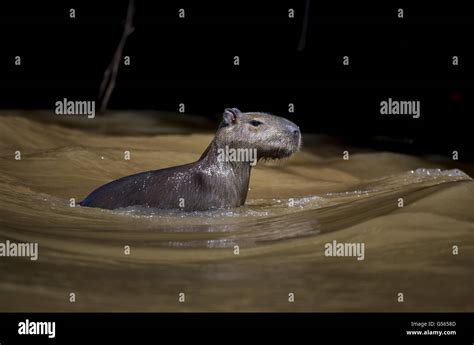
[0,113,473,311]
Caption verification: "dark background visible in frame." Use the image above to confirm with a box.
[1,313,473,344]
[0,1,473,159]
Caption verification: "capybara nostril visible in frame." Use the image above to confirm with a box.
[290,125,300,137]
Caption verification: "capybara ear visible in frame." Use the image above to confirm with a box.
[223,108,241,125]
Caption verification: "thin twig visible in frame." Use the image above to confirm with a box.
[99,0,135,113]
[297,0,311,52]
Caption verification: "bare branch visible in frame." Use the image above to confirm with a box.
[297,0,311,52]
[99,0,135,113]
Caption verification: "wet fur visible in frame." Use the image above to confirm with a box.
[79,108,301,211]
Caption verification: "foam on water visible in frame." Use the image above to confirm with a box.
[2,115,474,311]
[104,168,471,221]
[28,167,470,248]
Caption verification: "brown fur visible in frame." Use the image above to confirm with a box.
[79,108,301,211]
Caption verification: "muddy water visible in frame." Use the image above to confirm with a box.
[0,113,473,311]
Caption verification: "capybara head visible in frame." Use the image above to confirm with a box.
[216,108,301,160]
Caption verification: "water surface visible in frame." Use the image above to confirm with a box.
[0,113,473,311]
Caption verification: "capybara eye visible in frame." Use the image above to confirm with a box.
[249,120,263,127]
